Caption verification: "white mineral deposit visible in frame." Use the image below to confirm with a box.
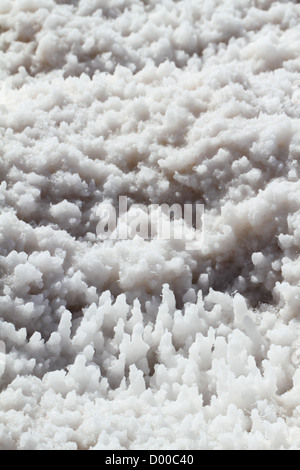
[1,0,300,450]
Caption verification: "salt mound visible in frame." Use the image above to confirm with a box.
[1,0,300,450]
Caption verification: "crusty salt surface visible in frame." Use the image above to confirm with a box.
[1,0,300,450]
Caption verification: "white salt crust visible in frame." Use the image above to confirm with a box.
[1,0,300,450]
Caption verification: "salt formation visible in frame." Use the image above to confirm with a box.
[1,0,300,450]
